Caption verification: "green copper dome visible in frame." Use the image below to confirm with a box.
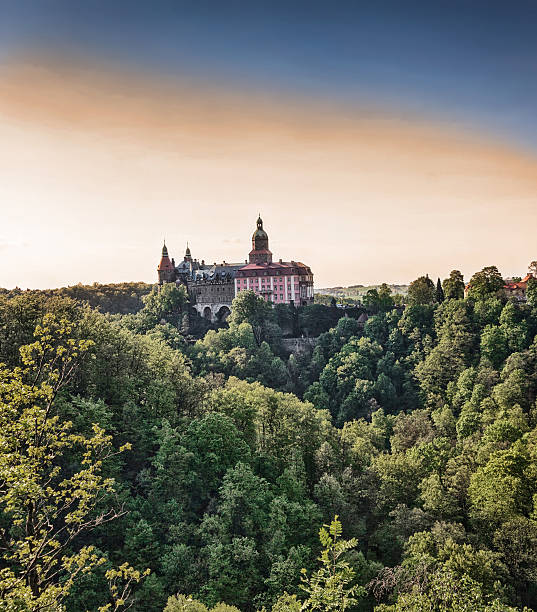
[253,215,268,242]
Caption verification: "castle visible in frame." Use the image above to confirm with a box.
[157,216,314,322]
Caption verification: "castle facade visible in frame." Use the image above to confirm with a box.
[157,216,314,322]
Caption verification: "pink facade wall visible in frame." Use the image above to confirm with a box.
[234,270,313,304]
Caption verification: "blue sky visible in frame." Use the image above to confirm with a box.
[2,0,537,149]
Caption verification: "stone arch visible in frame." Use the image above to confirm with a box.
[203,306,212,320]
[216,305,231,323]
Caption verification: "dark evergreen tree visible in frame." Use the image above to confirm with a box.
[436,277,445,303]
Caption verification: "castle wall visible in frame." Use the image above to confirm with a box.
[189,280,235,305]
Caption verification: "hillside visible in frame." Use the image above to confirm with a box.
[1,272,537,611]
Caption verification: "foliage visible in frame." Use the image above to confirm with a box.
[300,516,365,611]
[468,266,505,300]
[407,276,436,306]
[228,291,274,345]
[363,285,395,314]
[442,270,465,300]
[527,277,537,308]
[0,282,153,315]
[0,313,141,610]
[1,261,536,612]
[163,594,241,612]
[435,278,445,304]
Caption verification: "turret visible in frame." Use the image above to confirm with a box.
[157,241,175,284]
[184,243,192,262]
[249,215,272,264]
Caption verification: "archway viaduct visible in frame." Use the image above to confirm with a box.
[193,302,231,323]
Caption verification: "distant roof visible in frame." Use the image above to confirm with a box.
[239,261,312,272]
[158,255,174,271]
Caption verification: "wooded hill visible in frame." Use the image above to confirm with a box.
[1,266,537,611]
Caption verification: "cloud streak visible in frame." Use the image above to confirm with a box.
[0,57,536,289]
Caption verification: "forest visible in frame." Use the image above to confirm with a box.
[1,265,537,612]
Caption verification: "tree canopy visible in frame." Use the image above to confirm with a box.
[1,261,536,611]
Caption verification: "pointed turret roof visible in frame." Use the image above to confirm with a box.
[158,240,174,272]
[185,242,192,261]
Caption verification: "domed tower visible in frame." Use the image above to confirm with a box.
[184,243,192,262]
[249,215,272,264]
[157,241,175,284]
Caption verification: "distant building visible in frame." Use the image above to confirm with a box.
[464,272,535,301]
[235,216,314,307]
[503,274,534,301]
[157,216,314,321]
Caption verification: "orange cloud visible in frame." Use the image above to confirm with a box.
[0,56,536,289]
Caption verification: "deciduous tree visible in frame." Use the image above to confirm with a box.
[442,270,465,300]
[0,314,133,610]
[407,276,435,306]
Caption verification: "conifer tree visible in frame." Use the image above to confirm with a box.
[436,277,445,303]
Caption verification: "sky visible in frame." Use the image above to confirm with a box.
[0,0,536,289]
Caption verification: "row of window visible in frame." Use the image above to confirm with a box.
[236,287,295,300]
[237,281,299,288]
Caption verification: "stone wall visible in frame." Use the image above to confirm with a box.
[189,280,235,305]
[281,337,318,356]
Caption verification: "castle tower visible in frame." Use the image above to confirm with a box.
[249,215,272,265]
[184,243,192,262]
[157,241,175,284]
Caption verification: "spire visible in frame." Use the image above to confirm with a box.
[157,239,174,283]
[185,242,192,262]
[249,214,272,264]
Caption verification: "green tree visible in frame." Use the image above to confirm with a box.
[407,276,435,306]
[300,516,365,611]
[163,596,241,612]
[468,434,537,527]
[527,277,537,307]
[164,595,208,612]
[298,305,340,337]
[378,284,395,312]
[228,291,273,345]
[374,568,520,611]
[271,593,301,611]
[442,270,465,300]
[0,314,132,610]
[372,529,512,611]
[435,278,445,303]
[363,289,380,313]
[480,325,509,368]
[467,266,505,300]
[141,283,189,327]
